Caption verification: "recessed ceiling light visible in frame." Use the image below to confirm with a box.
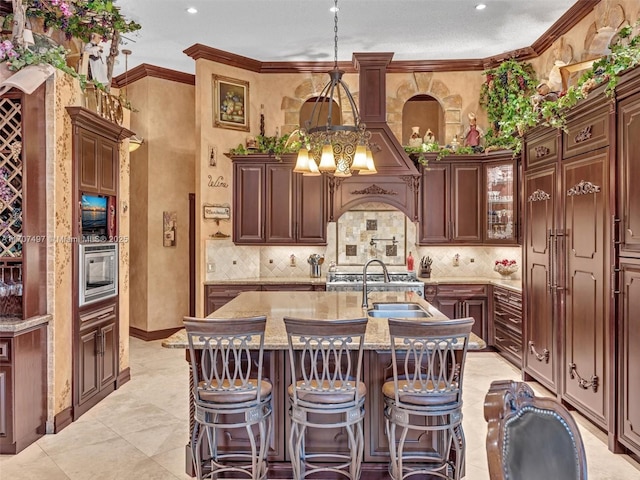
[186,7,198,14]
[475,4,487,10]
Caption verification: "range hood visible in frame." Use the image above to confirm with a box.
[328,53,421,222]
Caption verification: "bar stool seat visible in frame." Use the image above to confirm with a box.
[383,316,474,480]
[185,315,272,480]
[284,316,368,480]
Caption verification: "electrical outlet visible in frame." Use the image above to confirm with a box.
[470,258,475,263]
[206,262,215,273]
[233,260,237,265]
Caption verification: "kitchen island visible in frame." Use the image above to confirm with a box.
[163,290,484,478]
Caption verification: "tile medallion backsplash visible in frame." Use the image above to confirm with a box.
[337,209,406,265]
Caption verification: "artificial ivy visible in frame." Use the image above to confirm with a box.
[479,59,538,153]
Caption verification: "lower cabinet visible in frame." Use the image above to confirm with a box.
[75,301,118,419]
[492,286,523,367]
[0,323,48,454]
[432,284,487,341]
[618,258,640,457]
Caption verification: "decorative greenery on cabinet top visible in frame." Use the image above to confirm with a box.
[479,20,640,154]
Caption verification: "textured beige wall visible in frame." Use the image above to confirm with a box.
[128,77,195,331]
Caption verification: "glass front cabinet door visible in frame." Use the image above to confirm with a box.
[485,160,518,244]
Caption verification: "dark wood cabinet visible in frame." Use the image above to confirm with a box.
[616,72,640,458]
[0,324,47,454]
[231,155,326,245]
[618,258,640,455]
[77,128,118,196]
[523,155,559,393]
[561,147,611,430]
[419,162,481,244]
[492,286,523,368]
[432,284,487,341]
[75,302,118,418]
[418,152,519,246]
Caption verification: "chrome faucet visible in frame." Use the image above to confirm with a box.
[362,259,390,309]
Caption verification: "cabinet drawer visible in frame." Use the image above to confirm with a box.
[493,288,522,311]
[494,325,522,359]
[437,284,487,297]
[494,310,522,334]
[0,340,9,363]
[261,284,314,291]
[80,304,116,328]
[562,108,610,159]
[526,129,558,169]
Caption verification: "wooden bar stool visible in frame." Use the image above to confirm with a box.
[184,316,272,480]
[383,317,474,480]
[284,316,368,480]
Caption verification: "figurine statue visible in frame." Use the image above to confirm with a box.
[423,128,436,144]
[409,126,422,147]
[463,113,484,152]
[84,33,109,85]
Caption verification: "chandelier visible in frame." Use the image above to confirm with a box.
[292,0,376,177]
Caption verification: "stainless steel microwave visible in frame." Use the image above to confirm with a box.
[79,243,118,306]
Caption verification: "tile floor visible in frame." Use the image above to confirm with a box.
[1,337,639,479]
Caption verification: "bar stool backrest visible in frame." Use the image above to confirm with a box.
[184,316,268,406]
[284,317,368,407]
[387,317,474,408]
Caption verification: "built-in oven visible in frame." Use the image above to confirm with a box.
[79,243,118,306]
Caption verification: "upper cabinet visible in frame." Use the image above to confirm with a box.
[418,151,519,246]
[231,154,327,245]
[67,107,133,197]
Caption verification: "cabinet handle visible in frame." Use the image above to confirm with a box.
[495,335,505,342]
[102,332,106,357]
[547,229,553,292]
[96,331,103,356]
[612,216,621,245]
[96,312,112,321]
[568,362,598,392]
[528,341,550,363]
[553,230,565,292]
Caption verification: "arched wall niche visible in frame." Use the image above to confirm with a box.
[402,94,444,145]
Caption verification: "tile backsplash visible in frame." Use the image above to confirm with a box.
[206,217,522,281]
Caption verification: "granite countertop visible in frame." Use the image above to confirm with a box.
[204,275,522,292]
[204,276,326,286]
[163,290,486,350]
[0,314,52,333]
[421,276,522,293]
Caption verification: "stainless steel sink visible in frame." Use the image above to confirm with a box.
[370,302,424,311]
[367,303,432,318]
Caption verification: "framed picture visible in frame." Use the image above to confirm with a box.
[213,75,250,131]
[203,203,231,221]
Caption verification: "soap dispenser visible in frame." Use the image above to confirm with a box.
[407,252,415,271]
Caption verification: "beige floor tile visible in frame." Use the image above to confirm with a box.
[2,341,639,480]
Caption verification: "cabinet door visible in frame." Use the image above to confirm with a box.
[419,164,450,243]
[523,165,558,393]
[233,163,265,243]
[266,164,295,243]
[99,139,118,196]
[296,174,327,244]
[99,321,117,388]
[451,164,482,243]
[618,93,640,256]
[78,328,100,404]
[462,298,487,341]
[618,259,640,455]
[434,298,458,320]
[484,160,517,244]
[562,149,610,429]
[0,364,11,442]
[79,131,99,193]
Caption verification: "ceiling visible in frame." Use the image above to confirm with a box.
[111,0,580,77]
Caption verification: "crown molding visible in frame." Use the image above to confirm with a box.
[112,64,195,88]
